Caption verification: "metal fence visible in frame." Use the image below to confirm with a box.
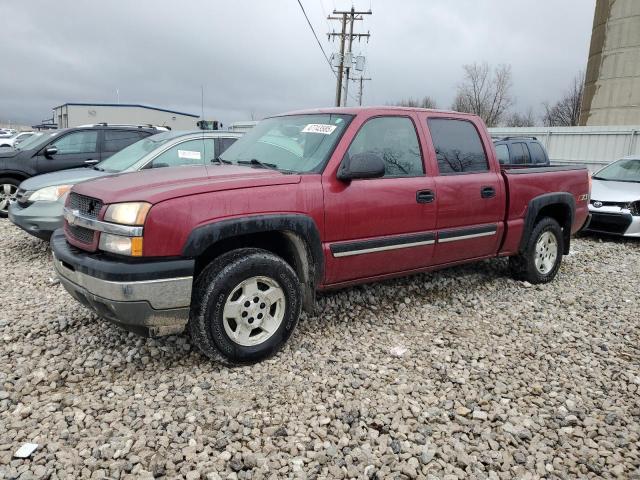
[488,126,640,171]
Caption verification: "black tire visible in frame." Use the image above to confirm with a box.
[0,177,20,218]
[509,217,564,284]
[188,248,302,365]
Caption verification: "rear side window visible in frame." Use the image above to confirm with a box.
[495,144,509,165]
[103,130,149,153]
[528,142,547,164]
[511,143,530,164]
[428,118,488,174]
[149,138,216,168]
[347,116,424,178]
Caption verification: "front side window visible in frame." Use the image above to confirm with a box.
[346,116,424,177]
[149,138,216,168]
[51,130,98,154]
[528,142,547,164]
[220,114,352,173]
[428,119,488,174]
[103,130,149,153]
[495,144,509,164]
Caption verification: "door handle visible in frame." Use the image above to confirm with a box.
[416,190,435,203]
[481,186,496,199]
[84,159,99,165]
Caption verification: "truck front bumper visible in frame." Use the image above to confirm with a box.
[50,229,195,337]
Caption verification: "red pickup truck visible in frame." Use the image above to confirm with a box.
[51,107,590,364]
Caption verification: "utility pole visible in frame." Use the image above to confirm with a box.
[328,7,371,107]
[356,77,372,106]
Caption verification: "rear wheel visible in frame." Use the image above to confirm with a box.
[510,217,563,284]
[0,178,20,218]
[188,248,302,365]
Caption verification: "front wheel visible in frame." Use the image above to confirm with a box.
[0,178,20,218]
[509,217,564,284]
[188,248,302,365]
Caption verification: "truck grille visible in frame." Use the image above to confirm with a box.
[68,193,103,219]
[67,224,96,244]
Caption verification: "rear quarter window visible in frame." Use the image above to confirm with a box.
[528,142,548,164]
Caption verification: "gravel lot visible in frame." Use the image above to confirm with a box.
[1,219,639,480]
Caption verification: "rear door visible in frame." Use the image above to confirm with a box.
[36,129,100,173]
[323,113,437,284]
[422,116,505,265]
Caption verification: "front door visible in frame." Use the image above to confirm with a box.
[323,115,437,284]
[36,129,100,173]
[422,116,505,265]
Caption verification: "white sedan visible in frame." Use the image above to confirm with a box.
[585,156,640,237]
[0,131,35,148]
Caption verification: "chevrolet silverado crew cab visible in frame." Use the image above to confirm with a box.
[51,107,590,364]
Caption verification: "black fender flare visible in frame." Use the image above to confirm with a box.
[520,192,575,255]
[182,213,324,285]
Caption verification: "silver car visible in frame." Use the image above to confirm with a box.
[585,156,640,237]
[9,130,241,240]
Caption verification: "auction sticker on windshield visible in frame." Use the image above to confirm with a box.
[178,150,201,160]
[302,124,337,135]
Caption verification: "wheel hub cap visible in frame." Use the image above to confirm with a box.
[0,183,18,213]
[534,231,558,275]
[222,276,286,347]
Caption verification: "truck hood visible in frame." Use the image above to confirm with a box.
[20,167,110,191]
[591,179,640,203]
[71,165,301,204]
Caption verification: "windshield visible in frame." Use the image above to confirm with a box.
[593,158,640,183]
[16,131,60,151]
[219,113,352,173]
[97,131,179,172]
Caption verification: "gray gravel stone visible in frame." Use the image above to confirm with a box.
[1,222,639,478]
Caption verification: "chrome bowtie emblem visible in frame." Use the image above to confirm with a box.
[593,201,603,208]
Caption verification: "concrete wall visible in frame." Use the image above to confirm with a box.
[580,0,640,126]
[54,105,199,130]
[489,126,640,171]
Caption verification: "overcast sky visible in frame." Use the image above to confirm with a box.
[0,0,595,126]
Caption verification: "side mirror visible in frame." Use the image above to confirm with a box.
[44,146,58,158]
[337,152,385,181]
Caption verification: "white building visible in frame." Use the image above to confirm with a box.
[53,103,199,130]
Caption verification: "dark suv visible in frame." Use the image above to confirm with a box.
[0,124,164,217]
[492,136,550,167]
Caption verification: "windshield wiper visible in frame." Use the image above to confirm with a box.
[211,156,232,165]
[237,158,279,170]
[92,166,105,171]
[591,176,608,181]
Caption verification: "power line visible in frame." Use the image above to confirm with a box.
[296,0,335,76]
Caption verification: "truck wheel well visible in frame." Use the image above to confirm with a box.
[0,173,27,183]
[193,231,316,312]
[535,204,572,254]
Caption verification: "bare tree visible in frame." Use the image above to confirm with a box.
[542,72,584,126]
[451,62,513,127]
[505,108,536,127]
[395,96,438,109]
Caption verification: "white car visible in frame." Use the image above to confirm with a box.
[0,131,35,148]
[0,129,17,138]
[585,156,640,237]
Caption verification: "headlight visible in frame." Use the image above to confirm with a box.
[29,185,72,202]
[103,202,151,225]
[99,233,144,256]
